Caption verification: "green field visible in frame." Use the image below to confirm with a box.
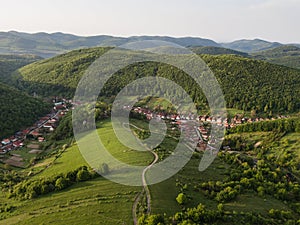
[1,119,300,224]
[0,120,153,224]
[130,119,300,219]
[0,178,139,225]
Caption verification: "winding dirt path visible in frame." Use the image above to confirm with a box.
[124,123,159,224]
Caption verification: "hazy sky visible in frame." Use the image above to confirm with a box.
[1,0,299,43]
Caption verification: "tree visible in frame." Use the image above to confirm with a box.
[257,186,265,197]
[76,168,90,181]
[217,203,224,212]
[176,193,187,205]
[55,177,69,190]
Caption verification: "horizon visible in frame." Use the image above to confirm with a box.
[1,30,298,44]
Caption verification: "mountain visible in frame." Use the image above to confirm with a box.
[0,31,220,58]
[0,83,50,138]
[252,45,300,69]
[2,31,300,58]
[0,54,49,137]
[12,47,300,114]
[0,54,42,84]
[221,39,282,53]
[189,46,249,57]
[11,47,111,97]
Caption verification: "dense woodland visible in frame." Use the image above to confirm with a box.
[0,54,48,138]
[190,46,249,57]
[0,83,50,138]
[0,54,41,84]
[9,47,300,115]
[253,45,300,70]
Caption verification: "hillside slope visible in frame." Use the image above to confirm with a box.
[252,45,300,69]
[0,54,41,84]
[221,39,282,53]
[13,47,300,114]
[190,46,249,57]
[0,83,50,138]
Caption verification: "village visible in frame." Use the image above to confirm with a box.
[131,106,289,151]
[0,101,289,168]
[0,98,71,167]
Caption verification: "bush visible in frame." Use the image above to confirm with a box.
[176,193,187,205]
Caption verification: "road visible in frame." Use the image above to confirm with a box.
[128,120,216,224]
[124,123,159,224]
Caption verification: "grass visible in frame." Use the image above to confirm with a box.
[0,178,140,225]
[32,119,153,179]
[224,193,290,214]
[149,156,228,216]
[0,119,153,224]
[150,153,291,218]
[34,145,87,178]
[150,130,300,218]
[1,119,299,224]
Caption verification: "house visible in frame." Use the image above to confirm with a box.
[2,144,13,152]
[22,129,30,135]
[1,139,11,145]
[54,104,66,110]
[206,117,212,122]
[13,140,24,148]
[43,123,55,131]
[54,102,64,106]
[38,137,45,142]
[31,131,41,137]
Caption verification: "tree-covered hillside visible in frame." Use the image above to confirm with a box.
[190,46,249,57]
[12,47,300,114]
[0,54,42,84]
[0,83,50,138]
[201,54,300,113]
[252,45,300,69]
[11,47,111,97]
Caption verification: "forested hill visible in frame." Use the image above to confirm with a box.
[190,46,249,57]
[252,45,300,69]
[201,54,300,113]
[0,54,42,84]
[0,83,50,138]
[221,39,282,53]
[12,47,300,114]
[11,47,111,97]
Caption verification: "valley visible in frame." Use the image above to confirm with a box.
[0,41,299,225]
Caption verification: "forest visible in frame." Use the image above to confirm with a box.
[9,47,300,115]
[0,83,50,138]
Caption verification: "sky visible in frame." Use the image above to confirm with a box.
[1,0,299,43]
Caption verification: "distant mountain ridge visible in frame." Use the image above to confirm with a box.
[0,31,219,57]
[221,39,283,53]
[252,45,300,69]
[0,31,299,57]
